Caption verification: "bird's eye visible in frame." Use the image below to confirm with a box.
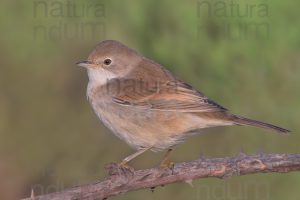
[103,58,112,65]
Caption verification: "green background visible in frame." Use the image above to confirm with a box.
[0,0,299,199]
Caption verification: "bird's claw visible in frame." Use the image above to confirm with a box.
[118,161,135,173]
[105,162,134,176]
[160,159,175,172]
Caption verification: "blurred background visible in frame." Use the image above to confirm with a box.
[0,0,299,199]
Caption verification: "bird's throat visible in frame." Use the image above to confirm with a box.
[87,68,117,86]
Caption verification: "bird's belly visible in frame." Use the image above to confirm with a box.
[90,100,200,151]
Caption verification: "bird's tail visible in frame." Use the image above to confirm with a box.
[232,115,290,134]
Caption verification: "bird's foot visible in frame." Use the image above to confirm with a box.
[159,149,175,172]
[118,161,135,173]
[105,162,134,176]
[160,159,175,171]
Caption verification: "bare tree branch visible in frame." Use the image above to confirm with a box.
[22,153,300,200]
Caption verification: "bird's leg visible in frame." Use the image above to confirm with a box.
[119,147,151,169]
[160,148,175,170]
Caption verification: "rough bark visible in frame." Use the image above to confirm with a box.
[23,153,300,200]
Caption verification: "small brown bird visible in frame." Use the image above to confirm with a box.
[77,40,289,168]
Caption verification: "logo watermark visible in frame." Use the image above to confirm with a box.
[197,0,270,40]
[32,0,106,41]
[101,78,185,119]
[196,181,270,200]
[30,167,100,196]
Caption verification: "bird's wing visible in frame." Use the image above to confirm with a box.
[109,79,227,113]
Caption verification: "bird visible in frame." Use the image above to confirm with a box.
[77,40,289,168]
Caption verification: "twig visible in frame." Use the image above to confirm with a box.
[22,153,300,200]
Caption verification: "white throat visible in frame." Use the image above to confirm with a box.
[87,68,117,86]
[86,68,117,100]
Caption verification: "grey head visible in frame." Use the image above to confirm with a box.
[77,40,143,84]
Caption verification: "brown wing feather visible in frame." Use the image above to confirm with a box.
[110,79,227,112]
[108,58,227,112]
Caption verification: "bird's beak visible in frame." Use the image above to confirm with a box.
[76,60,94,68]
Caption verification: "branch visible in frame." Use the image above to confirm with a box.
[23,153,300,200]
